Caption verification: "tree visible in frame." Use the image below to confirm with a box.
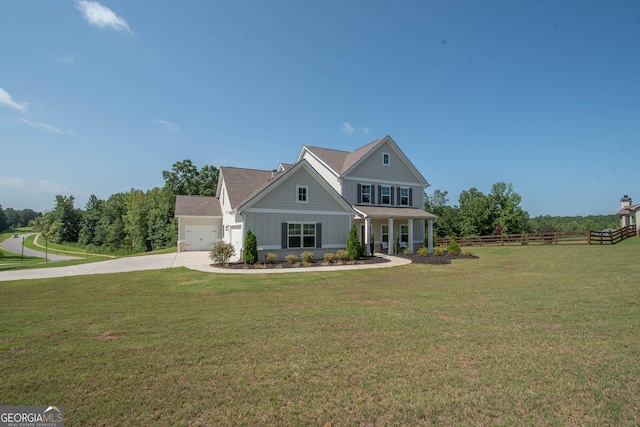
[489,182,530,234]
[243,229,258,264]
[424,189,461,238]
[162,159,219,197]
[458,188,494,236]
[0,205,7,232]
[52,195,81,243]
[198,164,219,196]
[33,212,59,263]
[346,224,362,260]
[79,195,104,246]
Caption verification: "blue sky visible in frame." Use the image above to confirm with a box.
[1,1,638,216]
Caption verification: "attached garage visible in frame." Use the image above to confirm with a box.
[175,195,223,252]
[185,225,218,251]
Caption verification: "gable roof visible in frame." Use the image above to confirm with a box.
[175,195,222,217]
[217,166,285,208]
[298,135,429,186]
[236,160,355,214]
[617,203,640,216]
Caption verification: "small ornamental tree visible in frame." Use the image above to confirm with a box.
[447,233,461,254]
[209,241,236,265]
[346,225,362,260]
[244,229,258,264]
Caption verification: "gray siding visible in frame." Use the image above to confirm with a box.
[244,211,352,249]
[300,152,341,193]
[342,181,424,209]
[348,141,419,183]
[251,167,346,212]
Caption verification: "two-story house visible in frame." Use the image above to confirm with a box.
[175,135,437,261]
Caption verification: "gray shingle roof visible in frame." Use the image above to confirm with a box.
[353,205,437,220]
[175,195,222,216]
[304,136,385,175]
[220,166,285,209]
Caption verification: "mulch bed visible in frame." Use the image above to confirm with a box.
[214,252,477,269]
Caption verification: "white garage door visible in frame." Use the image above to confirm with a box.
[185,225,218,251]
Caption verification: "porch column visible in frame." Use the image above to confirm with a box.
[408,219,414,254]
[428,219,434,254]
[364,217,371,256]
[388,218,395,254]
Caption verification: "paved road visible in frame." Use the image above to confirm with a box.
[0,249,410,282]
[0,234,79,261]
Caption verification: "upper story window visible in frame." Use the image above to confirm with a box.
[380,186,391,205]
[399,187,410,206]
[361,184,372,204]
[382,152,390,166]
[296,185,308,203]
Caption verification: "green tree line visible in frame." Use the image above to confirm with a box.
[425,182,619,239]
[8,160,219,254]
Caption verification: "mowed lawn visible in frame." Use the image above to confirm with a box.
[1,243,639,426]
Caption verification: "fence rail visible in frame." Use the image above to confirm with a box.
[436,225,637,247]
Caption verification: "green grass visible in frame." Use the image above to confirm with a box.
[1,243,639,425]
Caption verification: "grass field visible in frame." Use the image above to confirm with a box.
[1,243,639,425]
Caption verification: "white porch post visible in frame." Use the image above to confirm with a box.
[364,217,371,256]
[428,219,434,254]
[388,218,395,255]
[408,219,414,254]
[177,216,182,252]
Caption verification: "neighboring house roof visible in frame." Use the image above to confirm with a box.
[175,195,222,217]
[353,205,437,220]
[298,135,429,186]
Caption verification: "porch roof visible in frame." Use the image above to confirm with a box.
[353,205,437,220]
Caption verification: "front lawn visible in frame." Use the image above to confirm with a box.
[1,243,639,425]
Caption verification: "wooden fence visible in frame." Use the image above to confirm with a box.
[436,225,637,247]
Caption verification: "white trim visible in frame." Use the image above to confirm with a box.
[380,185,392,205]
[399,187,410,206]
[176,215,222,219]
[296,185,309,204]
[343,175,425,187]
[244,207,353,215]
[382,152,390,166]
[296,147,341,177]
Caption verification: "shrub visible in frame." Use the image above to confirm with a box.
[285,254,299,265]
[243,229,258,264]
[324,252,336,263]
[346,225,362,260]
[447,234,461,254]
[336,249,350,261]
[434,247,445,256]
[464,250,474,257]
[417,246,429,257]
[265,253,279,264]
[402,247,411,255]
[301,251,315,264]
[209,241,236,265]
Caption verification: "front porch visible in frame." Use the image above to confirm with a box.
[353,206,437,255]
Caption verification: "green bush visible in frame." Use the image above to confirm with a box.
[346,225,362,260]
[336,249,350,261]
[301,251,315,263]
[434,247,445,256]
[285,254,299,265]
[265,253,278,264]
[323,252,336,263]
[447,234,461,254]
[417,246,429,257]
[209,241,236,265]
[402,247,411,255]
[243,229,258,264]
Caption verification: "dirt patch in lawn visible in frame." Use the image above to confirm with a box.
[396,252,479,265]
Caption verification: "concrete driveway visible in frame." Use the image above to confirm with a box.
[0,249,410,281]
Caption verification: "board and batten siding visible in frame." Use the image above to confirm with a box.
[244,212,352,249]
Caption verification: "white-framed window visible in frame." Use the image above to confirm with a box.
[361,184,372,204]
[399,187,410,206]
[381,186,391,205]
[400,225,409,245]
[381,225,389,244]
[296,185,308,203]
[288,222,316,248]
[382,152,390,166]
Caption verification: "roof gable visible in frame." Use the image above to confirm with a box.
[217,166,284,209]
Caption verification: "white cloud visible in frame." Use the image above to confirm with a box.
[75,0,131,33]
[19,119,75,135]
[341,122,355,134]
[153,120,179,132]
[0,87,28,112]
[36,180,73,194]
[53,54,76,65]
[0,177,71,194]
[362,126,370,134]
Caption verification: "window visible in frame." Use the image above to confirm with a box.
[361,184,372,204]
[288,223,315,248]
[381,186,391,205]
[400,225,409,246]
[381,225,389,244]
[296,185,308,203]
[382,152,390,166]
[399,187,410,206]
